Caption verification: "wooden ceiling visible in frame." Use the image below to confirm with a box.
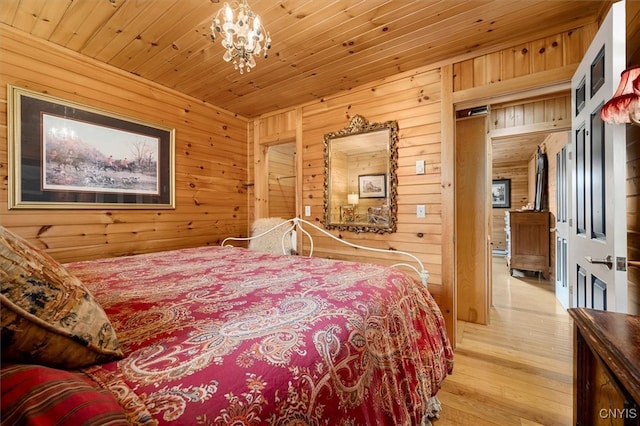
[1,0,607,120]
[492,133,550,167]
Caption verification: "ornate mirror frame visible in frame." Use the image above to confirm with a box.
[323,115,399,233]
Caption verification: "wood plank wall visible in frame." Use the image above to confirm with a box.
[0,26,249,263]
[251,25,597,339]
[254,67,445,300]
[0,17,608,342]
[626,1,640,315]
[299,67,445,291]
[453,27,595,91]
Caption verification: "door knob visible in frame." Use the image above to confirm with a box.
[584,255,613,270]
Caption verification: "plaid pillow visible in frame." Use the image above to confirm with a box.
[1,363,128,425]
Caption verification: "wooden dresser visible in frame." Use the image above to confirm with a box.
[505,211,550,279]
[569,308,640,425]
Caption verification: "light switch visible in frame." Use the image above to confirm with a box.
[305,205,311,216]
[417,205,425,218]
[415,160,425,175]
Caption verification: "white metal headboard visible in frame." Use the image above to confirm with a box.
[221,218,429,286]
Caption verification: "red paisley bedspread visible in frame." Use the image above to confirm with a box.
[65,246,453,425]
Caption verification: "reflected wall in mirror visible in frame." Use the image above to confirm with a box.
[268,142,296,218]
[323,115,398,233]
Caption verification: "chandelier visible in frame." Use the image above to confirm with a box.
[210,0,271,74]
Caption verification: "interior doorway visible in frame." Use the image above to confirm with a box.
[454,94,572,326]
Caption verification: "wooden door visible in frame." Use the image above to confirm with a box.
[455,114,490,324]
[570,1,627,312]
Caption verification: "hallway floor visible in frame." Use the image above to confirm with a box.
[436,257,573,425]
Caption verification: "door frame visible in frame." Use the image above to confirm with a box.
[253,109,303,222]
[444,66,573,344]
[555,139,572,309]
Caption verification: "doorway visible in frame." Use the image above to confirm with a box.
[454,94,572,325]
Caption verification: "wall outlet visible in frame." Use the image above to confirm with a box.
[417,205,426,218]
[305,205,311,216]
[415,160,425,175]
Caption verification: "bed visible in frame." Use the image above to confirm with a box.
[0,221,453,425]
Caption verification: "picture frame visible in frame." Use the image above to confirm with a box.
[359,174,386,198]
[492,179,511,208]
[8,85,175,209]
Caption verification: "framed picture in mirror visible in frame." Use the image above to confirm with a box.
[359,174,386,198]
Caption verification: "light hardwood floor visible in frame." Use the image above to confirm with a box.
[436,256,573,425]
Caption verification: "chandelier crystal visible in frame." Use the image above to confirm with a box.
[210,0,271,74]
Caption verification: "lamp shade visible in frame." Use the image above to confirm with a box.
[348,193,359,205]
[600,64,640,125]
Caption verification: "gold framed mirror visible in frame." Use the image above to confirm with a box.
[323,115,398,233]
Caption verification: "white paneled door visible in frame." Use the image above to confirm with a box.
[569,0,627,312]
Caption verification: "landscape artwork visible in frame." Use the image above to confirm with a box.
[43,114,160,195]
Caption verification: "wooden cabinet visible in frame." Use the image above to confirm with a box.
[569,308,640,426]
[505,211,550,279]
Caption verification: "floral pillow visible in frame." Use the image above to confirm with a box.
[0,226,124,368]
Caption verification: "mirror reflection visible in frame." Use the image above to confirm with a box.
[323,115,398,233]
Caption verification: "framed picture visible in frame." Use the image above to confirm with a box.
[492,179,511,208]
[8,85,175,209]
[359,174,386,198]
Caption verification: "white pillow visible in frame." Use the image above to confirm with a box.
[248,218,296,255]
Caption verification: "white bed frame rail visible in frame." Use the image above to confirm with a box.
[221,218,429,286]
